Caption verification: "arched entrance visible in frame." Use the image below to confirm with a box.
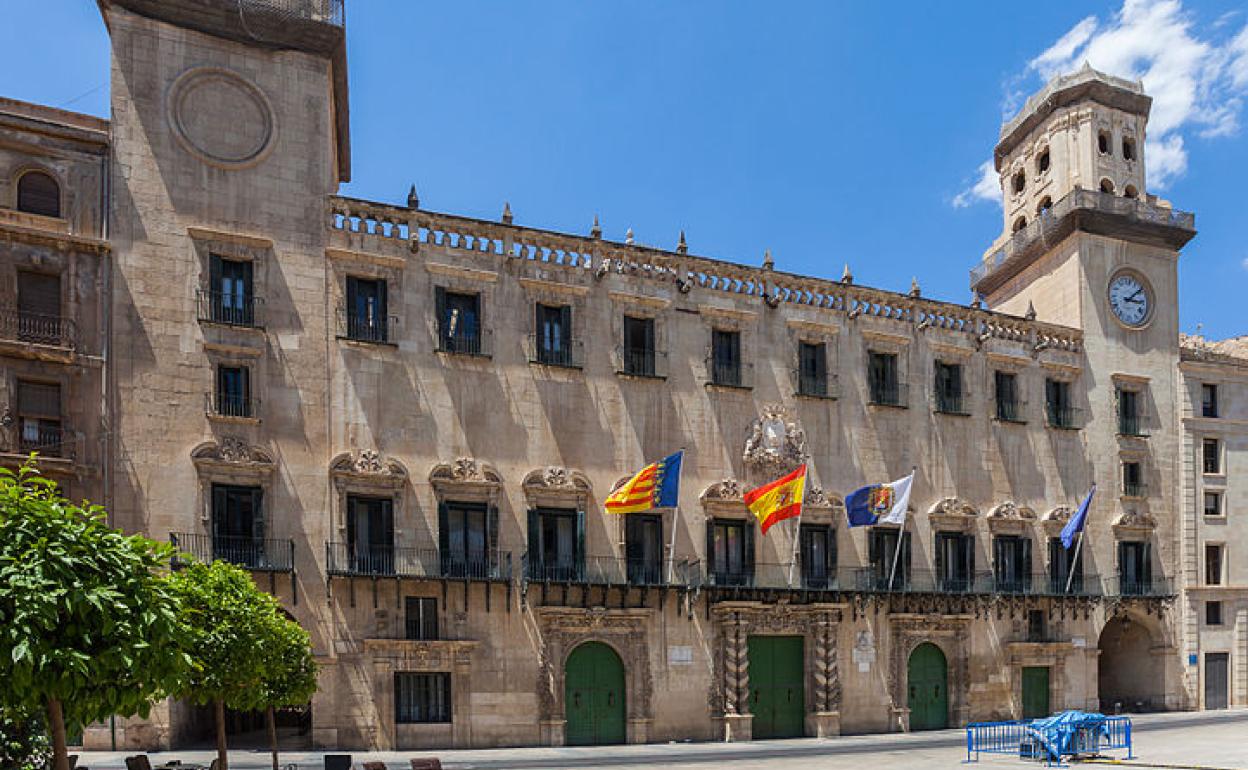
[908,643,948,731]
[1098,614,1162,712]
[564,642,625,745]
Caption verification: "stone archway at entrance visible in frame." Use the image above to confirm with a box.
[907,643,949,731]
[565,642,626,745]
[1098,613,1163,712]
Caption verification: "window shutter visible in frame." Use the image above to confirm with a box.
[435,286,447,338]
[575,508,586,581]
[1022,537,1032,581]
[935,533,945,581]
[251,487,265,542]
[487,503,500,576]
[212,484,227,539]
[346,276,359,312]
[526,509,539,580]
[241,367,251,414]
[561,305,572,355]
[534,303,543,343]
[625,516,642,564]
[1143,542,1153,585]
[869,530,879,567]
[18,273,60,317]
[379,279,388,320]
[380,498,395,547]
[743,521,755,582]
[901,531,912,584]
[707,520,717,575]
[437,501,450,575]
[967,534,975,579]
[827,528,837,574]
[17,172,60,218]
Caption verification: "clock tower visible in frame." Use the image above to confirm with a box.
[970,65,1198,709]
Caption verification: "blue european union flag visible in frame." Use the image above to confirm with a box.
[1061,484,1096,549]
[654,450,683,508]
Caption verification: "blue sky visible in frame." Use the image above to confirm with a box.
[4,0,1246,340]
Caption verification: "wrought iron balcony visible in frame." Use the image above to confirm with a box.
[196,290,263,328]
[616,346,669,379]
[1118,413,1148,438]
[434,321,492,357]
[171,532,294,573]
[995,397,1028,423]
[9,423,75,460]
[796,372,839,399]
[326,542,512,581]
[338,308,398,345]
[205,392,259,419]
[1122,481,1148,499]
[1046,404,1081,430]
[868,381,909,408]
[1105,575,1173,597]
[0,307,76,349]
[521,553,691,587]
[708,360,754,389]
[527,334,584,369]
[934,390,972,416]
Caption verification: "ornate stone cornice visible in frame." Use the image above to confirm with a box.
[700,478,746,515]
[429,456,502,499]
[191,437,274,477]
[1112,509,1157,534]
[330,449,408,489]
[804,485,844,512]
[522,466,592,506]
[987,501,1035,534]
[928,497,977,532]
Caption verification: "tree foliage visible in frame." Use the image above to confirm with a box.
[0,705,51,770]
[259,613,318,712]
[0,465,188,760]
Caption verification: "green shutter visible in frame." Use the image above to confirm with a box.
[743,521,755,584]
[527,509,540,579]
[209,254,223,293]
[437,501,450,576]
[251,487,265,542]
[487,503,500,576]
[707,519,717,575]
[575,509,586,581]
[435,286,447,339]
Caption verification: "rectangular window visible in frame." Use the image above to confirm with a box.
[215,365,251,418]
[16,380,62,457]
[622,315,657,377]
[206,255,255,326]
[797,341,829,397]
[1045,379,1075,428]
[1204,492,1222,518]
[993,535,1032,593]
[710,329,742,387]
[345,276,388,343]
[211,484,264,568]
[625,514,664,585]
[994,371,1023,422]
[436,288,482,354]
[15,271,63,344]
[1201,384,1219,418]
[933,361,966,414]
[1203,438,1221,474]
[1117,388,1144,436]
[394,672,451,724]
[1118,541,1152,596]
[936,532,975,592]
[529,508,583,581]
[710,518,752,586]
[404,597,438,641]
[1205,544,1224,586]
[535,303,574,366]
[441,501,489,578]
[868,351,903,407]
[799,524,836,589]
[1122,461,1144,498]
[868,528,911,590]
[346,495,395,575]
[1048,536,1084,594]
[1206,600,1223,626]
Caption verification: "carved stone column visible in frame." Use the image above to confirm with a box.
[809,611,842,737]
[720,611,753,741]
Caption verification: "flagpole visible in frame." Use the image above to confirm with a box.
[1065,530,1085,595]
[786,471,805,588]
[886,467,916,591]
[665,448,686,585]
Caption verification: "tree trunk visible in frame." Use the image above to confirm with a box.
[267,705,278,770]
[47,697,70,770]
[215,698,229,770]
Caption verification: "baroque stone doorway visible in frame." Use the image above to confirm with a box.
[564,642,626,745]
[906,643,948,731]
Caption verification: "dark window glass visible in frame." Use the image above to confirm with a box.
[868,351,902,406]
[995,371,1022,421]
[405,597,438,641]
[1122,137,1136,161]
[934,362,965,414]
[436,288,482,354]
[1206,601,1223,626]
[1045,379,1074,428]
[993,535,1032,593]
[211,484,264,567]
[443,501,488,578]
[205,255,256,326]
[536,303,573,366]
[936,532,974,592]
[625,514,663,585]
[17,380,62,456]
[1027,609,1046,642]
[346,277,388,342]
[215,365,251,418]
[799,524,835,589]
[529,508,582,581]
[622,315,656,376]
[1203,438,1221,474]
[16,172,60,218]
[1204,492,1222,518]
[1037,149,1050,174]
[346,495,394,575]
[798,342,828,397]
[1205,545,1224,586]
[394,672,451,723]
[1048,536,1085,594]
[1122,462,1144,497]
[711,329,742,386]
[1118,541,1152,595]
[867,528,910,589]
[14,272,63,345]
[1098,132,1110,154]
[1118,389,1143,435]
[1201,384,1219,418]
[710,518,752,586]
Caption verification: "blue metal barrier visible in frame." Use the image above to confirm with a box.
[965,712,1132,766]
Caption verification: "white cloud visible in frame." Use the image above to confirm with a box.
[1242,256,1248,271]
[955,0,1248,204]
[952,161,1000,208]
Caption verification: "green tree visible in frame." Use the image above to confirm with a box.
[169,560,311,770]
[257,613,318,770]
[0,705,51,770]
[0,464,189,770]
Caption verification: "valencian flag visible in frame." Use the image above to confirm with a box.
[744,464,807,535]
[1061,484,1096,549]
[604,451,683,514]
[845,472,914,528]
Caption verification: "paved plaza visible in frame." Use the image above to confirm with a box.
[76,710,1248,770]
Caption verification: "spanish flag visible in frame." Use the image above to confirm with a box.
[744,464,807,534]
[604,451,683,514]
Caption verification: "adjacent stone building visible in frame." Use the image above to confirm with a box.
[0,0,1239,752]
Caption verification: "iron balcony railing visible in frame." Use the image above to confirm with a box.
[522,553,693,587]
[338,308,398,344]
[1105,575,1173,597]
[434,321,492,357]
[171,532,294,573]
[196,290,263,328]
[797,372,840,399]
[934,390,971,416]
[0,307,76,349]
[1118,413,1148,437]
[708,360,754,389]
[1046,404,1081,429]
[995,397,1027,423]
[616,346,669,379]
[850,568,1103,597]
[527,334,585,368]
[868,381,909,408]
[1122,481,1148,498]
[206,392,259,419]
[14,423,74,460]
[325,542,512,581]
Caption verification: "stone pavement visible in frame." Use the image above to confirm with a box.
[77,709,1248,770]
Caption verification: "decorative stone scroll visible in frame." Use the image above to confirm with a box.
[191,437,275,478]
[522,466,592,507]
[888,614,971,732]
[700,478,747,517]
[928,497,977,532]
[330,449,408,491]
[804,486,845,512]
[429,456,502,503]
[1112,509,1157,535]
[535,608,653,746]
[987,501,1036,534]
[742,403,808,478]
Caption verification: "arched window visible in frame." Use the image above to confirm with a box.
[1100,178,1115,194]
[1036,148,1050,174]
[1037,197,1053,215]
[16,171,61,218]
[1012,216,1027,233]
[1124,185,1139,199]
[1012,170,1026,194]
[1122,137,1136,161]
[1097,131,1110,155]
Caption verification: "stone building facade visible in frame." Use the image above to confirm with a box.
[0,0,1239,752]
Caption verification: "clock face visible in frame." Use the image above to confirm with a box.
[1108,273,1151,327]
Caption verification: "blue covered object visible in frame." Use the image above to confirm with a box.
[1022,710,1111,761]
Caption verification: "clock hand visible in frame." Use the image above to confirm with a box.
[1127,289,1143,301]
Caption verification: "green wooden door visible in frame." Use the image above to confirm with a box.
[565,642,626,745]
[748,635,805,739]
[1022,666,1050,719]
[907,642,948,731]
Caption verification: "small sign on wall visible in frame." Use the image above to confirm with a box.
[852,630,876,672]
[668,645,693,665]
